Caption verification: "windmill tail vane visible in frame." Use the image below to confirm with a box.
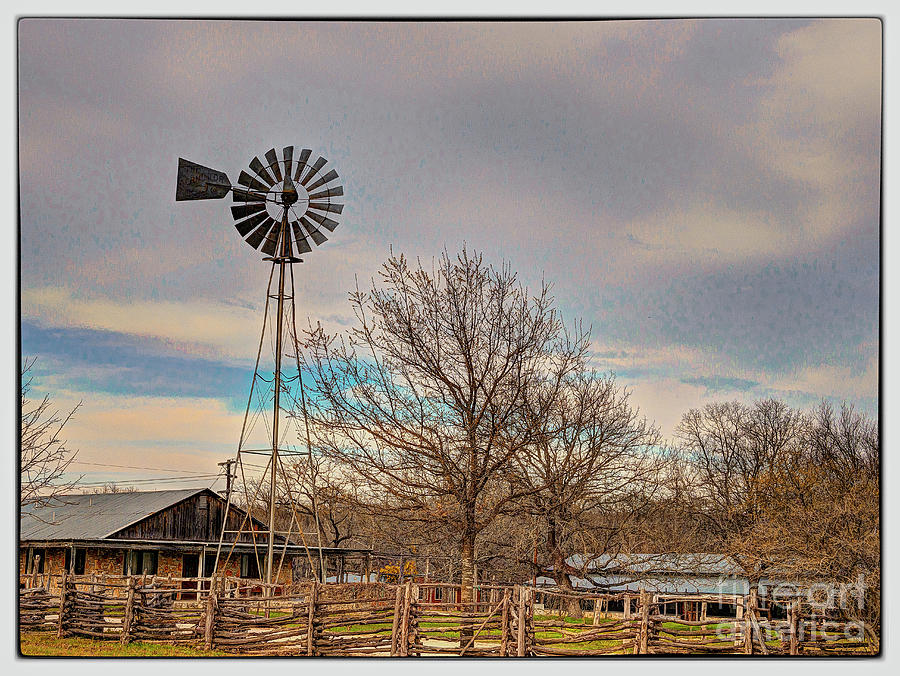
[175,145,342,587]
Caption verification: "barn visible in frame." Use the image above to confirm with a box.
[19,487,372,591]
[535,553,795,620]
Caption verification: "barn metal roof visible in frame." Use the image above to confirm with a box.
[534,553,797,595]
[566,553,739,576]
[20,488,210,541]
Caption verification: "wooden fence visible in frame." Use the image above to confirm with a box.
[19,575,873,656]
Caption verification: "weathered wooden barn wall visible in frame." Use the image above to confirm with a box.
[110,491,263,543]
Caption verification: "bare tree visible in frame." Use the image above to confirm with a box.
[760,402,880,644]
[90,483,136,494]
[301,249,588,604]
[501,372,665,611]
[284,456,374,549]
[20,358,82,514]
[674,398,806,585]
[674,398,880,643]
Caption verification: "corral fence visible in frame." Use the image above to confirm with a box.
[19,574,873,656]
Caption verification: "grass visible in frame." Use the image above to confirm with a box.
[19,631,227,657]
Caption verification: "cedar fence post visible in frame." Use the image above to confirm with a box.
[734,596,744,647]
[526,587,535,655]
[516,586,527,656]
[306,580,318,656]
[120,577,135,645]
[638,588,651,654]
[789,598,800,655]
[593,597,601,625]
[56,571,68,638]
[743,593,754,654]
[624,593,632,620]
[203,579,217,650]
[390,584,403,656]
[410,583,420,656]
[500,589,511,656]
[749,587,768,655]
[399,580,413,656]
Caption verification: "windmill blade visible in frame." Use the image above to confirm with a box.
[238,170,269,193]
[175,158,230,200]
[300,216,328,246]
[231,203,267,220]
[260,221,283,256]
[232,188,267,202]
[283,146,294,178]
[305,168,339,193]
[294,149,312,181]
[300,156,327,186]
[234,211,270,237]
[265,148,282,182]
[291,221,313,254]
[249,157,276,187]
[309,201,344,215]
[246,217,277,249]
[309,185,343,200]
[306,210,340,232]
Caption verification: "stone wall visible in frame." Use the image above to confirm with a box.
[158,552,183,577]
[20,546,67,577]
[21,545,319,586]
[87,547,124,575]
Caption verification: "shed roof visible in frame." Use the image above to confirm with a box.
[20,488,212,541]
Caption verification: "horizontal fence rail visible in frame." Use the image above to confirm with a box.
[19,574,874,656]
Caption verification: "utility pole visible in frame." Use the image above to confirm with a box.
[218,459,236,500]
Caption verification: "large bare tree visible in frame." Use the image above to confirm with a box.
[20,358,82,514]
[301,249,588,603]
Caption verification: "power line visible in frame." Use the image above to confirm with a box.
[70,460,208,474]
[78,474,220,487]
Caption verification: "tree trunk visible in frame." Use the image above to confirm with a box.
[459,529,476,648]
[556,571,582,618]
[548,526,582,619]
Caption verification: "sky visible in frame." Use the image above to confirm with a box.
[16,18,882,492]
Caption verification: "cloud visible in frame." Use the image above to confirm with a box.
[22,287,264,362]
[622,378,712,439]
[41,388,310,490]
[20,282,366,365]
[17,19,880,474]
[680,375,760,392]
[767,352,879,405]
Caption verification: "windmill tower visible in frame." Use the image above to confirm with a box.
[175,146,343,586]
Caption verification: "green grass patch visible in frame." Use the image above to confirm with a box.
[19,631,228,657]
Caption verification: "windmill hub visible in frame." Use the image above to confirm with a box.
[266,181,308,220]
[280,173,300,205]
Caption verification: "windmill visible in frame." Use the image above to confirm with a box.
[176,146,343,587]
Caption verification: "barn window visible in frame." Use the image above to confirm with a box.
[240,553,261,579]
[64,548,86,575]
[123,550,158,575]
